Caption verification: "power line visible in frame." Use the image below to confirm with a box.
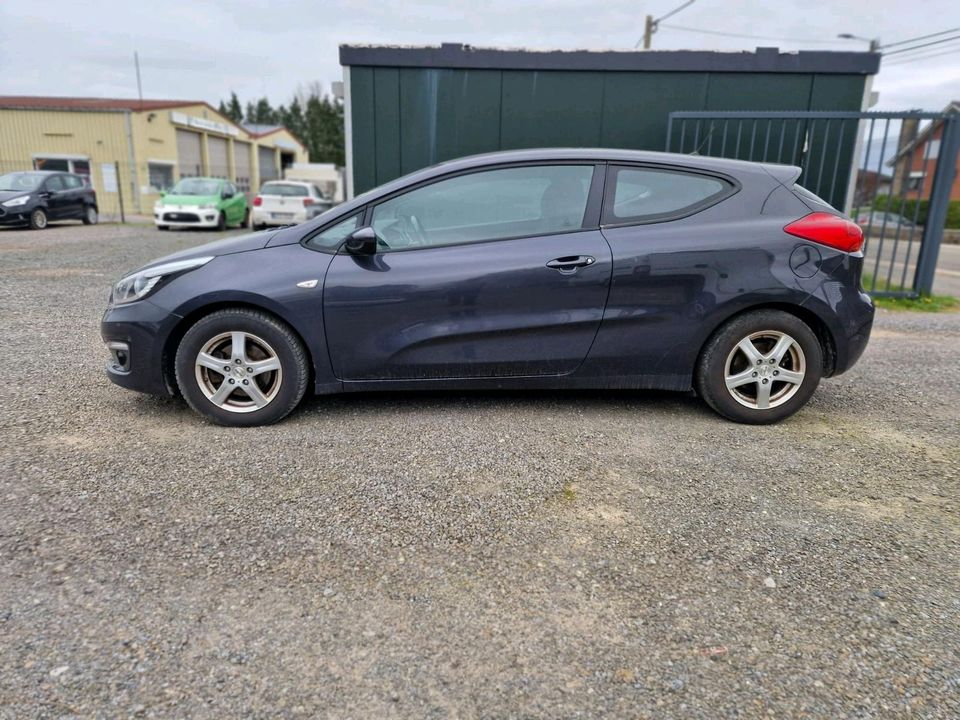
[884,38,960,61]
[883,34,960,56]
[658,23,852,44]
[637,1,698,49]
[884,45,960,66]
[656,0,697,24]
[879,27,960,50]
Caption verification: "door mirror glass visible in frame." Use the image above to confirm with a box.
[222,189,234,199]
[344,226,378,255]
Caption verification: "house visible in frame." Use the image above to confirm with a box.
[0,96,308,217]
[888,100,960,200]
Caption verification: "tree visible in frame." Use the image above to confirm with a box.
[224,86,344,165]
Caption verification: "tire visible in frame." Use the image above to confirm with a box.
[175,308,309,427]
[695,309,822,424]
[252,222,263,231]
[215,212,226,232]
[82,205,98,225]
[157,225,169,231]
[29,208,48,230]
[242,208,250,229]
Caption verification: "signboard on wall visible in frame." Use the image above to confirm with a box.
[169,111,240,137]
[100,163,118,193]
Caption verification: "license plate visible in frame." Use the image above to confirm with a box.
[271,212,294,220]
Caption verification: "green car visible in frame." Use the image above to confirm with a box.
[153,177,249,231]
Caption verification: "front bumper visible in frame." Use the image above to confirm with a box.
[155,206,221,228]
[0,208,29,225]
[101,299,181,395]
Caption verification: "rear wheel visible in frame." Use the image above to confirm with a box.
[29,208,48,230]
[242,208,250,228]
[175,309,309,426]
[695,310,822,424]
[82,205,98,225]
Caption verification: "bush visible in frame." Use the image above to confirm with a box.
[873,195,960,229]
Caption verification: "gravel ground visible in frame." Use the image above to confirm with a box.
[1,223,958,718]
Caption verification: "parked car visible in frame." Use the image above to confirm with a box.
[0,171,98,229]
[154,177,248,231]
[251,180,332,230]
[102,149,874,427]
[855,210,916,229]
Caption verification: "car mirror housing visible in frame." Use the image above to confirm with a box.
[344,226,378,255]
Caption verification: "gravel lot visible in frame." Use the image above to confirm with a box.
[1,222,958,718]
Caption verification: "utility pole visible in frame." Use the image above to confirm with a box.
[134,51,144,110]
[643,14,655,50]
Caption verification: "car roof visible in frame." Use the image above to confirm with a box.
[262,180,313,186]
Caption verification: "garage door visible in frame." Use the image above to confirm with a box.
[233,141,252,196]
[208,136,229,179]
[176,130,203,178]
[258,146,278,186]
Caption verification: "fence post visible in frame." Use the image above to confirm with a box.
[115,160,125,224]
[914,113,960,296]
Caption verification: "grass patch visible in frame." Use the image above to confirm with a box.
[862,273,958,313]
[561,482,577,502]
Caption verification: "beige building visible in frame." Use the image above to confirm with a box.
[0,96,308,218]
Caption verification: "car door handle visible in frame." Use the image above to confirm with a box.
[546,255,596,272]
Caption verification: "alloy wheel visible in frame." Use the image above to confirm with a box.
[723,330,806,410]
[194,331,283,413]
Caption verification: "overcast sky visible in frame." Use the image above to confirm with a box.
[1,0,958,111]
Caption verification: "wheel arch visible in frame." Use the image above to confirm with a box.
[161,300,316,395]
[696,301,838,378]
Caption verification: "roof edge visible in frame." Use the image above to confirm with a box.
[340,43,880,75]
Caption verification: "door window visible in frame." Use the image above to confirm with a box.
[370,165,595,251]
[62,174,83,190]
[603,166,732,225]
[44,175,65,192]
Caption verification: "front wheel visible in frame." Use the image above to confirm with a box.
[695,310,822,424]
[215,212,226,232]
[29,208,48,230]
[175,309,309,426]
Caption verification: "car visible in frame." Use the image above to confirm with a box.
[854,210,916,229]
[102,148,874,427]
[251,180,332,230]
[0,170,98,229]
[154,177,248,231]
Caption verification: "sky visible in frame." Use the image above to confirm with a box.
[1,0,958,112]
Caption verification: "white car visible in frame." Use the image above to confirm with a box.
[251,181,331,229]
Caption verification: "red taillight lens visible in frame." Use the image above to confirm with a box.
[303,198,315,207]
[253,196,262,207]
[784,212,863,253]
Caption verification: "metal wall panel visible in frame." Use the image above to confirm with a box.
[207,135,229,178]
[233,141,252,196]
[500,71,605,149]
[258,146,278,183]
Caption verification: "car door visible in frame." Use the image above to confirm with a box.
[322,163,612,381]
[41,175,68,218]
[225,183,244,223]
[60,174,86,217]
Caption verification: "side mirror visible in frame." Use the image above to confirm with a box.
[344,226,378,255]
[222,190,234,199]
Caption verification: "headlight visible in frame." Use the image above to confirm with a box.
[2,195,30,207]
[111,256,214,305]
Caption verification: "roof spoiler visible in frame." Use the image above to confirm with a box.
[761,163,802,187]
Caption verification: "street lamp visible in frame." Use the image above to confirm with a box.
[837,33,880,52]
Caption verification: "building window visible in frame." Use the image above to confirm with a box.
[926,139,941,160]
[147,162,175,192]
[907,172,924,192]
[33,156,92,185]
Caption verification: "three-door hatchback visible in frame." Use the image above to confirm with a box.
[103,149,874,426]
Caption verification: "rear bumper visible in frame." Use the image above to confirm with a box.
[252,207,310,226]
[100,300,180,395]
[831,291,875,375]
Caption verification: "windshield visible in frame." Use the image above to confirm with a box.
[0,172,47,192]
[170,178,221,196]
[260,183,309,197]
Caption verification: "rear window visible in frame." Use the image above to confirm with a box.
[603,166,732,225]
[261,183,308,197]
[793,184,835,210]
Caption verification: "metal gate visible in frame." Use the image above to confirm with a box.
[666,110,959,297]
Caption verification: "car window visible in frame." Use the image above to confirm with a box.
[261,183,309,197]
[304,213,361,252]
[603,166,731,224]
[62,174,83,189]
[370,165,595,251]
[45,175,65,192]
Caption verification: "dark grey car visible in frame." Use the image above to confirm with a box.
[101,149,874,426]
[0,171,99,229]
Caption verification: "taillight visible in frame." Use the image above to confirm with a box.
[253,196,262,207]
[303,198,315,207]
[784,212,863,253]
